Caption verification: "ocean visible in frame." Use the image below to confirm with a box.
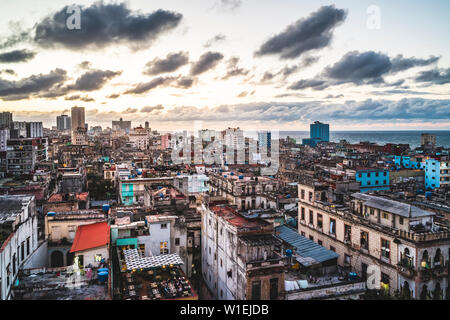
[280,131,450,149]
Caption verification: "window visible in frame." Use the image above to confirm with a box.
[309,236,314,241]
[318,240,323,246]
[360,231,369,250]
[381,273,390,292]
[160,241,169,254]
[301,189,305,199]
[20,243,25,261]
[94,254,103,262]
[399,217,404,225]
[317,214,323,229]
[26,237,30,256]
[309,210,314,224]
[161,223,168,229]
[382,212,388,219]
[308,192,313,202]
[301,231,305,236]
[344,224,352,242]
[344,254,351,265]
[252,281,261,300]
[301,207,305,221]
[270,278,279,300]
[329,218,336,235]
[381,239,390,259]
[175,238,180,246]
[330,246,336,252]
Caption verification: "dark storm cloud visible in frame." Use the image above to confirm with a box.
[190,52,224,75]
[204,34,226,48]
[0,49,36,63]
[323,51,391,84]
[77,61,92,70]
[144,52,189,75]
[390,55,439,73]
[124,76,177,94]
[289,51,443,90]
[34,2,183,49]
[107,93,120,99]
[141,105,164,113]
[415,68,450,85]
[255,5,347,59]
[0,68,67,99]
[69,69,122,91]
[221,57,249,79]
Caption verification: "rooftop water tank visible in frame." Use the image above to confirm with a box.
[98,271,108,283]
[47,212,56,216]
[102,204,110,213]
[238,175,244,179]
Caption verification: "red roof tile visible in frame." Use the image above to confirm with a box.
[70,222,110,253]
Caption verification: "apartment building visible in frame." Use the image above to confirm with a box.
[425,157,450,190]
[6,138,48,176]
[297,181,450,299]
[208,171,279,211]
[0,195,38,300]
[200,204,284,300]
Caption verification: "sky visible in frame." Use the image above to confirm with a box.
[0,0,449,131]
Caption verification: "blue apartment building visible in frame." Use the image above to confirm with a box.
[303,121,329,147]
[355,169,390,193]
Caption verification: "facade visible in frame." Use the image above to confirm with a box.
[71,107,85,131]
[56,115,71,131]
[0,129,9,152]
[72,127,88,145]
[425,157,450,190]
[200,205,285,300]
[0,112,13,129]
[421,133,436,147]
[224,128,244,150]
[258,131,272,149]
[112,118,132,133]
[129,126,149,150]
[26,122,43,138]
[0,195,38,300]
[355,168,390,193]
[6,138,48,176]
[310,121,330,142]
[297,182,450,299]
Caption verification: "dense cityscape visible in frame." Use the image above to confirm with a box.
[0,1,449,307]
[0,108,448,301]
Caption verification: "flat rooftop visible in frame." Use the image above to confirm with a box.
[352,193,435,218]
[13,267,110,300]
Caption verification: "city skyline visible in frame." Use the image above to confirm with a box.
[0,0,449,131]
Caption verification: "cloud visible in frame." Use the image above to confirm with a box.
[0,68,67,100]
[289,79,328,90]
[64,94,95,102]
[124,76,177,94]
[415,68,450,85]
[69,69,122,91]
[124,107,138,114]
[141,105,164,113]
[204,34,226,48]
[0,49,36,63]
[390,55,439,73]
[255,5,347,59]
[174,77,196,89]
[0,69,16,76]
[190,51,224,75]
[77,61,92,70]
[221,57,249,79]
[323,51,391,85]
[144,52,189,75]
[215,0,242,12]
[34,2,183,49]
[106,93,120,99]
[289,51,444,90]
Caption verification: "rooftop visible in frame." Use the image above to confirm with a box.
[70,222,110,253]
[352,193,435,218]
[275,225,339,266]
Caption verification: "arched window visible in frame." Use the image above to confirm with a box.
[51,250,64,268]
[433,282,442,300]
[404,248,410,256]
[420,284,428,300]
[434,248,442,266]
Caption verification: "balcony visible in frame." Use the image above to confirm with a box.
[397,259,416,278]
